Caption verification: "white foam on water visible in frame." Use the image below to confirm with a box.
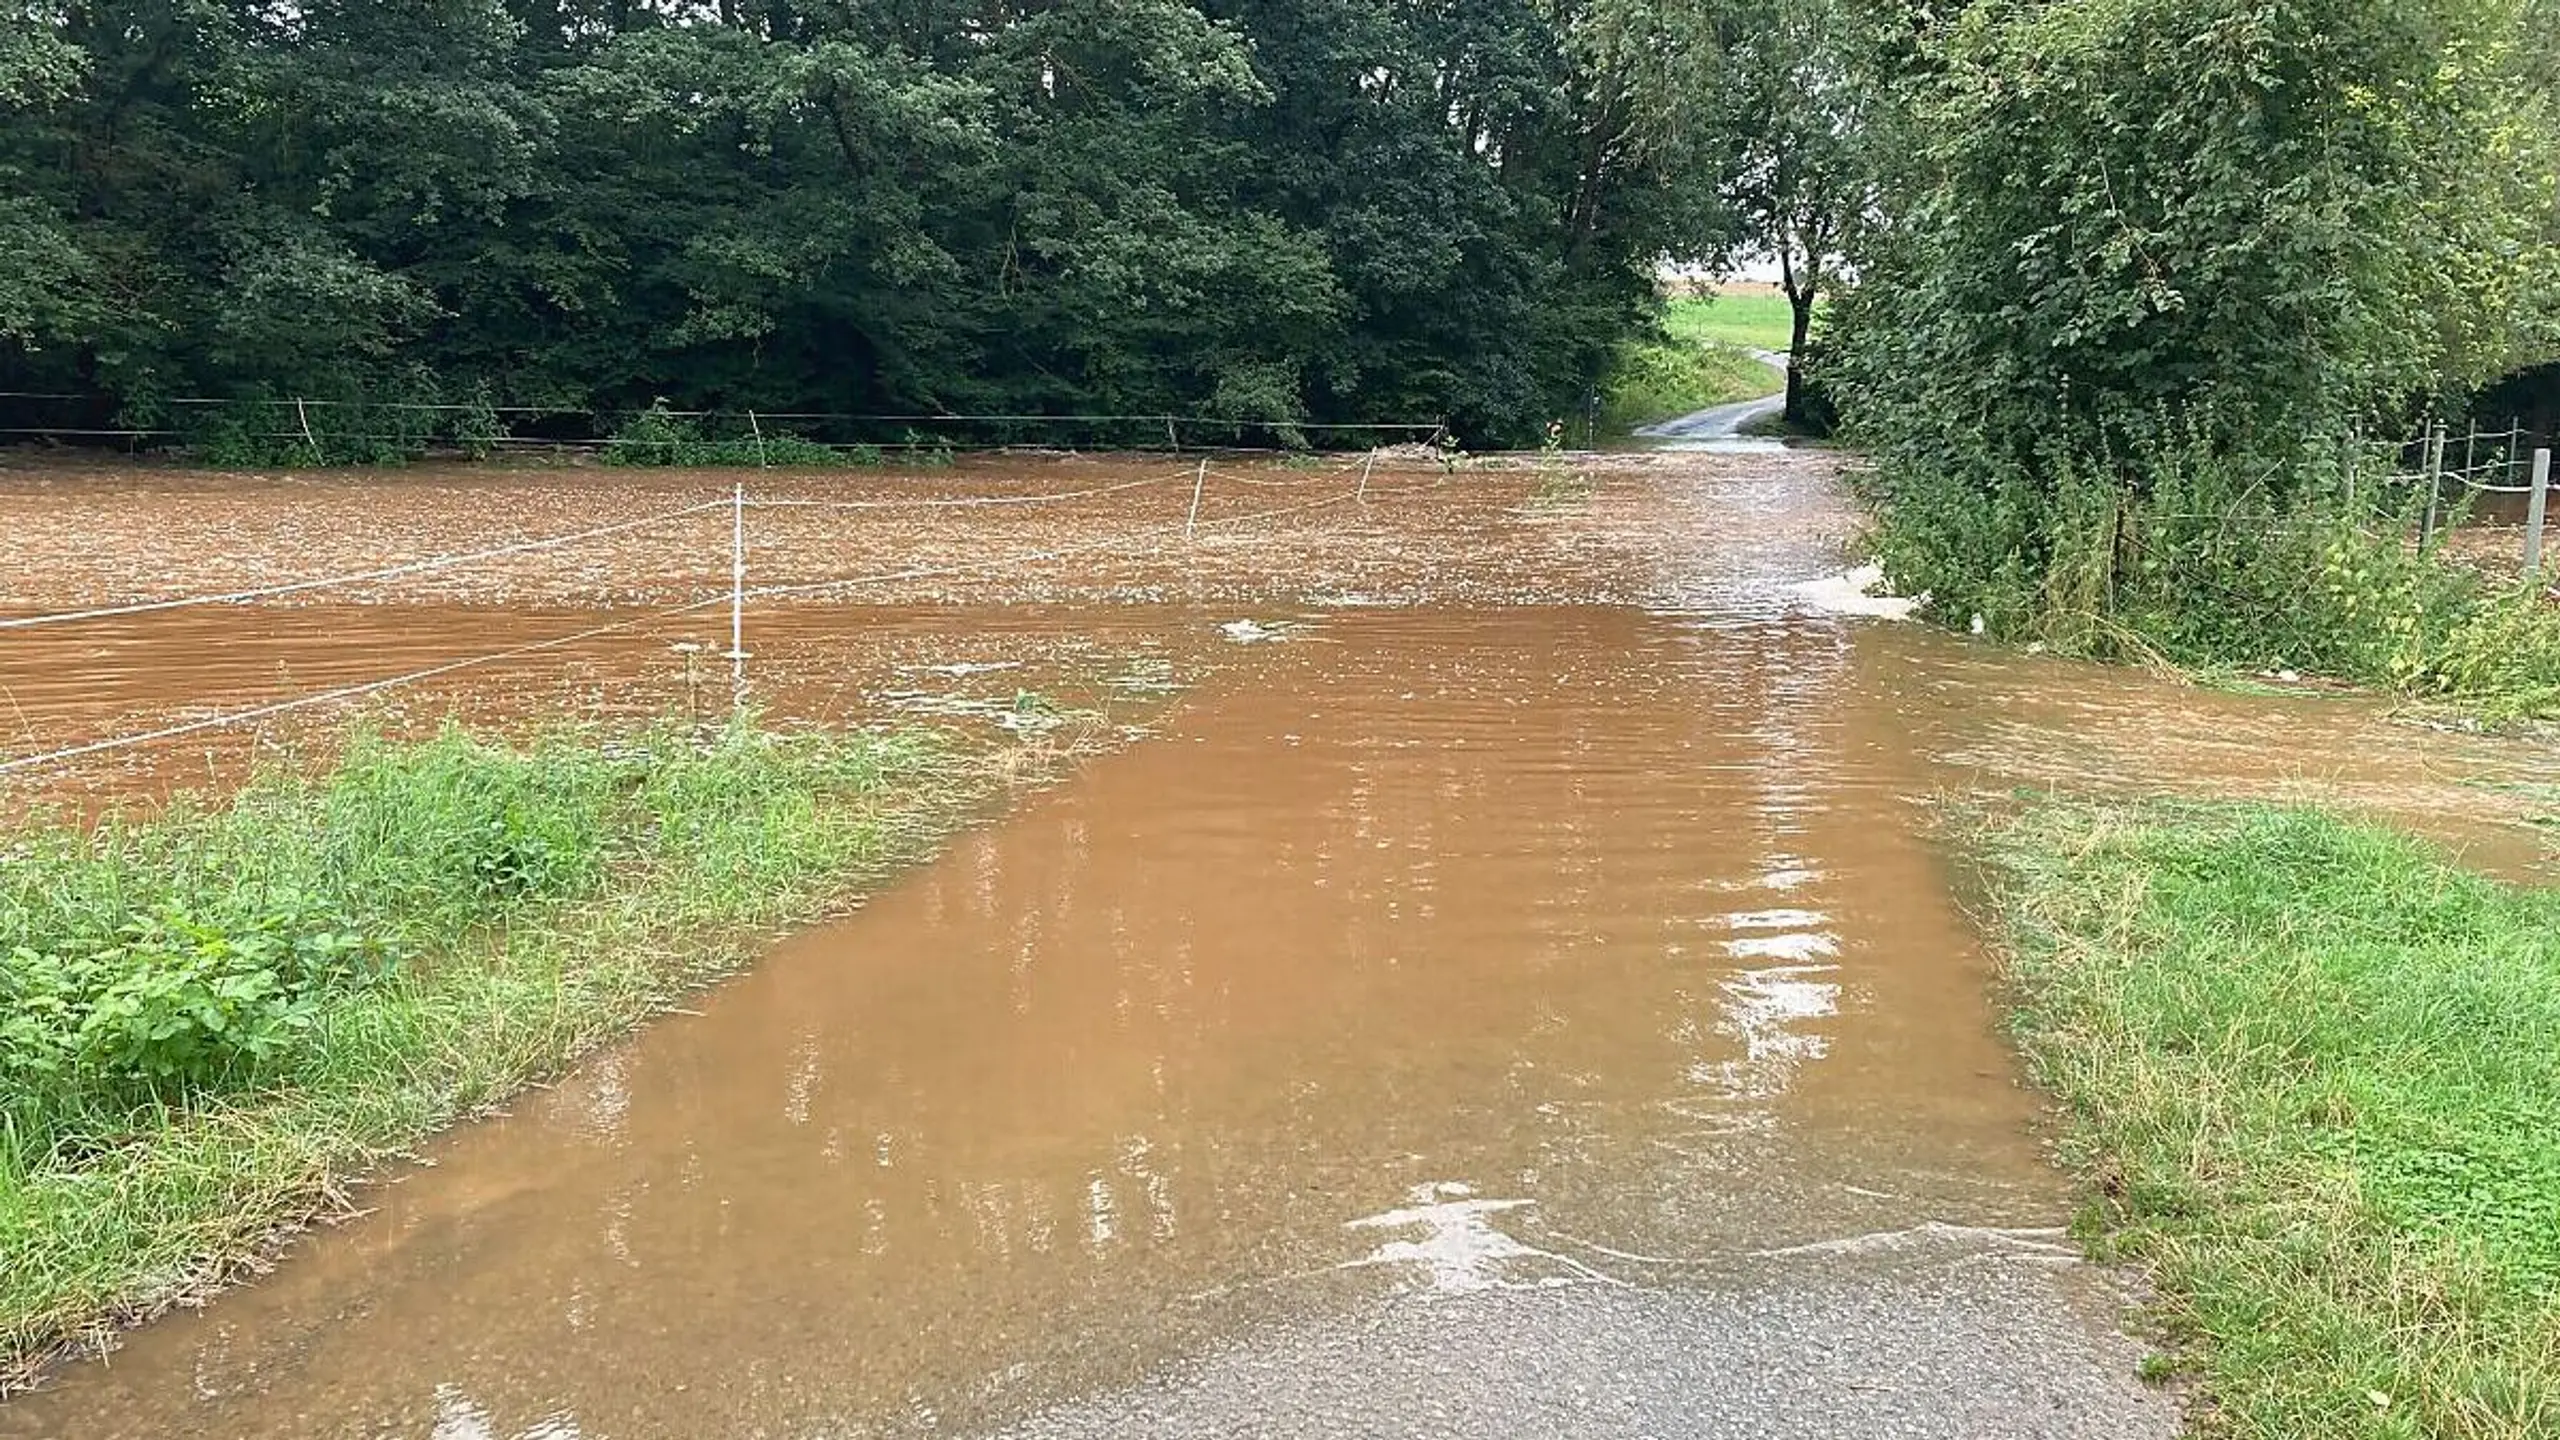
[1792,564,1918,620]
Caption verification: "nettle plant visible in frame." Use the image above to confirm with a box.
[2,897,395,1105]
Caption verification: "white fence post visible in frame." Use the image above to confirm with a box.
[1184,458,1207,541]
[1358,451,1375,504]
[729,482,747,701]
[2527,448,2551,581]
[2420,422,2445,550]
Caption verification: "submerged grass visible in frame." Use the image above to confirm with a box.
[0,715,1041,1387]
[1980,799,2560,1438]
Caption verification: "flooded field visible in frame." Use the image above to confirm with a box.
[0,449,2550,1436]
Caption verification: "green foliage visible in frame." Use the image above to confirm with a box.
[0,1,1705,451]
[2,904,384,1102]
[599,403,697,468]
[0,726,630,1152]
[1985,801,2560,1437]
[186,397,438,468]
[1835,0,2560,711]
[2410,588,2560,718]
[177,383,518,467]
[1864,423,2560,712]
[601,403,867,469]
[452,387,505,461]
[1698,0,1871,424]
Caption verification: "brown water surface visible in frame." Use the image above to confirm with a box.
[1,452,2551,1438]
[4,604,2055,1438]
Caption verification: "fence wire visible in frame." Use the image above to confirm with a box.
[0,461,1392,776]
[0,501,728,631]
[0,392,1445,462]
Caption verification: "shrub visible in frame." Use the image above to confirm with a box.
[1864,424,2560,715]
[603,403,859,468]
[185,387,504,467]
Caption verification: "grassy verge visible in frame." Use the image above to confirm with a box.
[1979,799,2560,1438]
[0,715,1052,1387]
[1599,332,1783,433]
[1667,292,1802,353]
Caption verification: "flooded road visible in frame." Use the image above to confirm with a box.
[2,450,2549,1436]
[2,606,2179,1438]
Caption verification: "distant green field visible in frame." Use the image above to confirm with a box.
[1667,292,1800,354]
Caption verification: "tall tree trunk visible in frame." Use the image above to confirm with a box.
[1784,288,1814,426]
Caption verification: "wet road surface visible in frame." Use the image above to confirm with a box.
[1,607,2176,1439]
[1632,353,1788,448]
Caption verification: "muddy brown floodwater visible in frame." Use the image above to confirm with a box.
[0,449,2551,1438]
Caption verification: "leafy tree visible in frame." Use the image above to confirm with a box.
[1823,0,2560,678]
[1708,0,1870,425]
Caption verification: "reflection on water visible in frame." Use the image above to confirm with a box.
[5,595,2549,1440]
[4,607,2062,1439]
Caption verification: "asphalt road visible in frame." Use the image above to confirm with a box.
[997,1220,2180,1439]
[1636,351,1790,445]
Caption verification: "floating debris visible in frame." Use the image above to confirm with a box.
[1102,658,1181,695]
[899,660,1025,679]
[875,688,1069,732]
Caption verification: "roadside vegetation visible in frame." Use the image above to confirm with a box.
[0,716,1051,1387]
[1981,799,2560,1437]
[601,404,954,470]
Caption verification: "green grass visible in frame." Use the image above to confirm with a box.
[0,716,1036,1386]
[1980,799,2560,1438]
[1666,292,1804,354]
[1598,333,1783,433]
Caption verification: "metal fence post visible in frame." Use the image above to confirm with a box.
[2527,448,2552,582]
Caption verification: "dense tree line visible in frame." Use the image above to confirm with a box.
[0,2,1721,450]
